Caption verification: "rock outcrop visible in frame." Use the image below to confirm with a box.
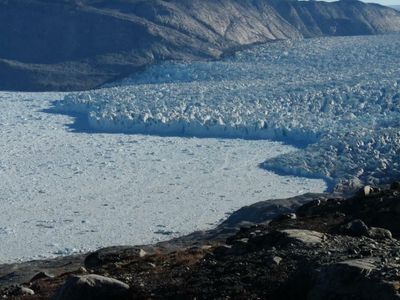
[1,0,400,91]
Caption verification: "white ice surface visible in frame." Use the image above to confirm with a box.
[0,92,326,263]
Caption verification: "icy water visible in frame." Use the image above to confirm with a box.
[0,92,326,263]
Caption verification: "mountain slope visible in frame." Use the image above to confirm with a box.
[1,0,400,91]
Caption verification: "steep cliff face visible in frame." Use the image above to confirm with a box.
[269,0,400,37]
[1,0,400,91]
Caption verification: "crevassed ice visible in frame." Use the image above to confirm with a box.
[55,34,400,191]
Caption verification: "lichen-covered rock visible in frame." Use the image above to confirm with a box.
[309,259,400,300]
[8,286,35,296]
[368,227,393,240]
[55,274,130,300]
[85,247,150,269]
[279,229,324,245]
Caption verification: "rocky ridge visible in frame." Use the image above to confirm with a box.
[1,0,400,91]
[1,182,400,299]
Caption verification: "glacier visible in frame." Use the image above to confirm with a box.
[55,34,400,191]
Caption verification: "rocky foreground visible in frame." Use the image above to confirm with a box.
[1,182,400,299]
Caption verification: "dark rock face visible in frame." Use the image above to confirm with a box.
[1,0,400,91]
